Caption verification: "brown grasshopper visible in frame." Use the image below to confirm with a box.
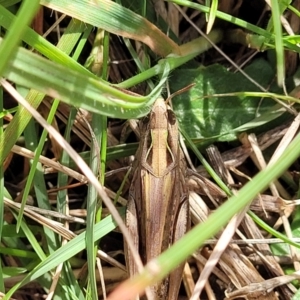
[124,97,190,299]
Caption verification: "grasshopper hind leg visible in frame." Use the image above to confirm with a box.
[167,198,190,300]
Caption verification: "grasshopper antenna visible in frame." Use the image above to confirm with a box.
[165,83,195,105]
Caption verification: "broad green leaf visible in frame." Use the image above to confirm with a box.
[171,59,281,142]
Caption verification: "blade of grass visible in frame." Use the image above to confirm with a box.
[40,0,181,56]
[116,29,224,89]
[0,247,38,259]
[2,39,168,117]
[0,5,92,73]
[10,211,46,261]
[19,100,59,231]
[57,107,84,300]
[85,28,110,299]
[0,0,40,74]
[0,0,21,6]
[288,3,300,17]
[86,139,100,300]
[3,210,125,300]
[269,0,285,86]
[206,0,218,34]
[181,126,231,195]
[169,0,300,53]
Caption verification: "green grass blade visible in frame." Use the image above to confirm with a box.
[0,6,92,74]
[2,42,169,117]
[40,0,180,56]
[206,0,218,33]
[0,0,40,75]
[22,103,61,254]
[0,0,21,6]
[3,210,125,299]
[269,0,285,86]
[169,0,300,53]
[19,102,58,231]
[57,108,84,300]
[10,211,46,261]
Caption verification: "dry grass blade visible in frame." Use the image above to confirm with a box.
[226,270,300,299]
[196,121,291,177]
[11,145,87,183]
[190,192,280,299]
[187,123,300,299]
[4,197,76,240]
[4,197,85,224]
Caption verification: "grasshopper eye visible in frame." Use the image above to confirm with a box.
[167,109,176,125]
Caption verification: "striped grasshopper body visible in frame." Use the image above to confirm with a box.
[125,97,190,299]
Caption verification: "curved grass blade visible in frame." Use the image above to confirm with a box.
[2,40,169,119]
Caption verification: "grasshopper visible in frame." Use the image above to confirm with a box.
[124,97,190,299]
